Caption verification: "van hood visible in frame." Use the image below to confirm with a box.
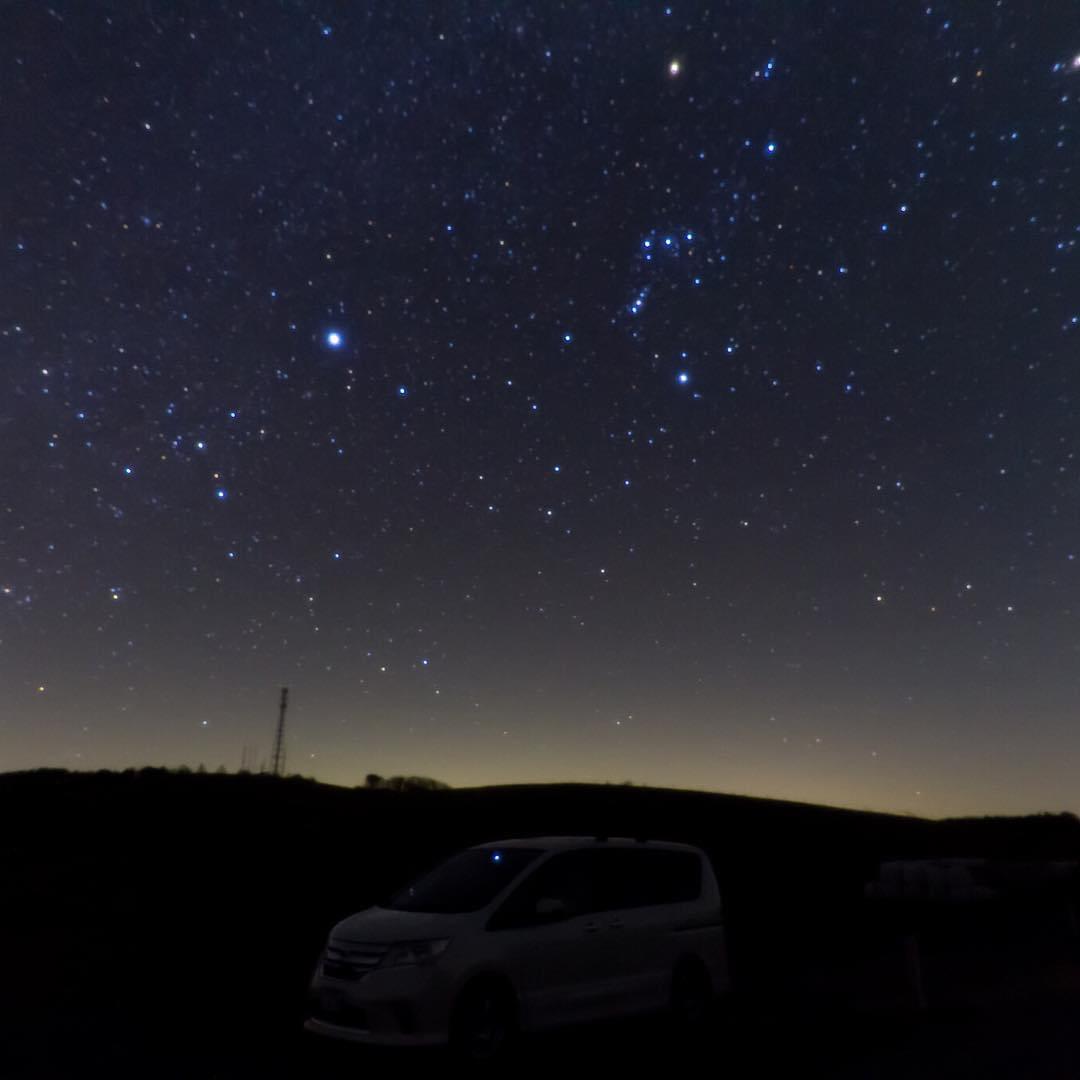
[331,906,473,943]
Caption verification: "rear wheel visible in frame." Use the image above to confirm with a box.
[670,958,712,1028]
[449,981,517,1063]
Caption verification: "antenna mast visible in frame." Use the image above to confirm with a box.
[270,686,288,777]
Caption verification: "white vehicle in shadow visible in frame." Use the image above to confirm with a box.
[305,835,728,1060]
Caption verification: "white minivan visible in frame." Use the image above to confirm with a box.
[305,836,728,1058]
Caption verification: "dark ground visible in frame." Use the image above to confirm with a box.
[4,769,1080,1078]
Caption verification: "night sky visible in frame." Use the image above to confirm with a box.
[4,3,1080,817]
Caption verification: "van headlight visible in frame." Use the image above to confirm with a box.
[381,939,451,968]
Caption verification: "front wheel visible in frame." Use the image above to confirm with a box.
[449,982,517,1063]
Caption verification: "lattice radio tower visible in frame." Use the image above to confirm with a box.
[270,686,288,777]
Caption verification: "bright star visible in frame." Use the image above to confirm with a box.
[677,371,690,385]
[325,330,344,348]
[668,59,682,77]
[215,488,228,501]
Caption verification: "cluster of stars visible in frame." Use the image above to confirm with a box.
[2,2,1079,815]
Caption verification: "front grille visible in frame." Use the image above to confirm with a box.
[322,940,389,981]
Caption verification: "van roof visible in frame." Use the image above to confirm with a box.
[470,836,701,853]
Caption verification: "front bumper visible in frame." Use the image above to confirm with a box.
[305,967,453,1048]
[304,1015,444,1048]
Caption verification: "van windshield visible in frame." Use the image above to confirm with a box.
[385,848,544,913]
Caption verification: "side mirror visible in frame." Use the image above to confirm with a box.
[535,896,569,921]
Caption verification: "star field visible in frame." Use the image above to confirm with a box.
[3,3,1080,815]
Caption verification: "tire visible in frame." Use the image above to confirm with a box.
[449,981,517,1063]
[670,958,712,1028]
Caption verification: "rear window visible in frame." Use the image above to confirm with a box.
[385,847,543,913]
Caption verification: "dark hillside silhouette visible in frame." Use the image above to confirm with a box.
[3,768,1079,1077]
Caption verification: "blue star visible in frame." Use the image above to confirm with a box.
[215,488,228,501]
[325,330,344,349]
[562,331,573,343]
[764,141,778,156]
[397,385,409,397]
[677,371,691,385]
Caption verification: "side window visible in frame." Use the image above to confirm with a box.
[592,849,645,910]
[595,849,703,909]
[487,849,607,929]
[645,850,702,903]
[485,847,704,929]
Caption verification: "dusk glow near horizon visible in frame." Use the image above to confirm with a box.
[5,5,1080,818]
